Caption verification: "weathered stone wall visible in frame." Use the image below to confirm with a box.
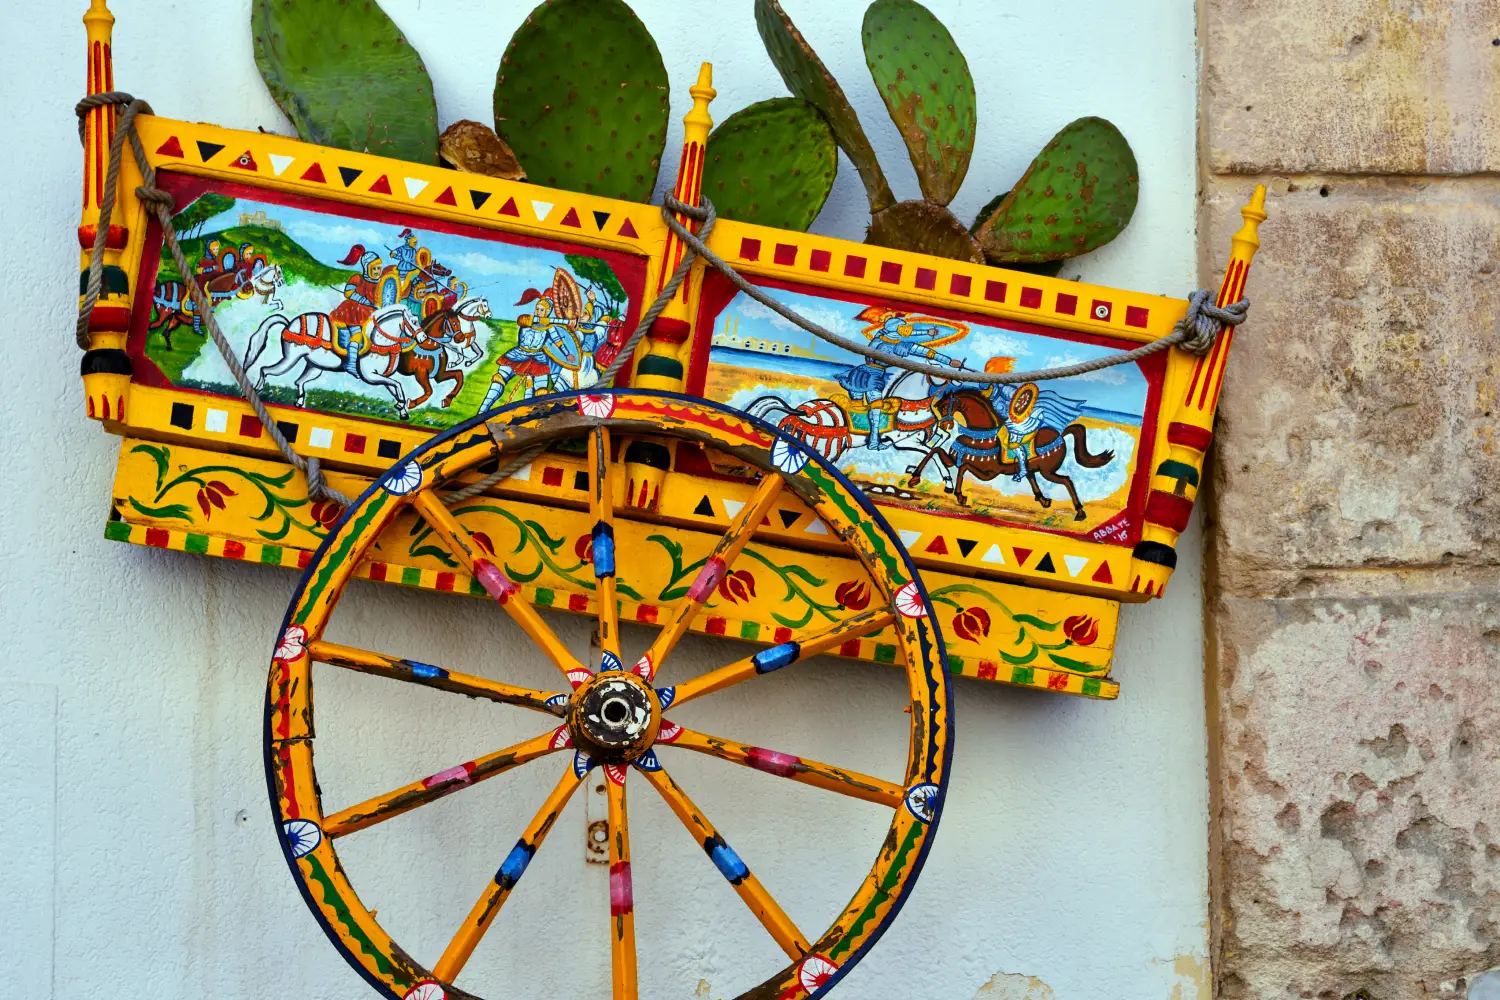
[1202,2,1500,998]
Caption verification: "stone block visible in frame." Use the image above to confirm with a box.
[1203,0,1500,175]
[1202,176,1500,587]
[1214,593,1500,999]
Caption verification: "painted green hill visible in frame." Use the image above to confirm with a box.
[159,224,353,287]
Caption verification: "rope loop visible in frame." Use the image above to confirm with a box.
[1174,288,1249,356]
[74,92,350,507]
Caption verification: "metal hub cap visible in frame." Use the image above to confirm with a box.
[567,672,660,763]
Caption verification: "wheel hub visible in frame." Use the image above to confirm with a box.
[566,671,660,763]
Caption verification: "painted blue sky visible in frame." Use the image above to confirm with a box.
[198,197,596,301]
[715,287,1151,418]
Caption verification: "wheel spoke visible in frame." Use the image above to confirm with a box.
[607,769,638,1000]
[637,476,783,681]
[413,489,592,689]
[310,640,565,717]
[662,725,903,808]
[637,763,810,959]
[588,428,622,664]
[666,608,895,710]
[432,764,584,983]
[322,728,567,838]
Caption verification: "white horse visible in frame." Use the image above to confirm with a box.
[243,305,420,419]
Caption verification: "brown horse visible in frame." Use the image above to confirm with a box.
[906,388,1115,519]
[393,297,489,408]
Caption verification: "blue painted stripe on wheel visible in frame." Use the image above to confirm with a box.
[407,661,447,679]
[752,641,801,674]
[497,840,535,888]
[591,522,616,577]
[708,839,749,884]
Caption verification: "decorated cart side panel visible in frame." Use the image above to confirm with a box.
[77,2,1264,702]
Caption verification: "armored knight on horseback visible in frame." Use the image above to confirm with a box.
[331,245,384,373]
[836,308,966,451]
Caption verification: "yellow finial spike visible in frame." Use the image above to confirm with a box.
[1233,183,1269,253]
[684,62,717,138]
[84,0,114,31]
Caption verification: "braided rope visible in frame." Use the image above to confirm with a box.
[659,193,1249,382]
[75,93,1244,511]
[77,94,351,506]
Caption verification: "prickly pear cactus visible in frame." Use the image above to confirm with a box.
[252,0,439,165]
[975,117,1140,264]
[755,0,895,215]
[862,0,975,207]
[494,0,670,203]
[702,99,837,232]
[867,200,983,263]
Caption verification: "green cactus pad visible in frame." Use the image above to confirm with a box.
[866,200,984,263]
[755,0,895,215]
[702,99,837,232]
[976,117,1140,264]
[252,0,438,165]
[493,0,669,203]
[862,0,975,206]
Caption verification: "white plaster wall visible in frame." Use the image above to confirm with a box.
[0,1,1208,997]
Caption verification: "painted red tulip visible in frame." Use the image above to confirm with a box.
[573,534,592,563]
[952,606,992,643]
[195,480,236,519]
[718,569,756,604]
[310,500,344,529]
[834,580,871,611]
[1064,614,1100,646]
[471,530,496,557]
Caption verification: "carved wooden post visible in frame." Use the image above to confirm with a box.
[78,0,136,424]
[620,63,716,510]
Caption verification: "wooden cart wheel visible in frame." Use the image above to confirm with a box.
[266,390,952,1000]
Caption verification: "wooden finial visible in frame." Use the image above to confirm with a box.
[83,0,114,32]
[1233,184,1269,254]
[685,63,717,138]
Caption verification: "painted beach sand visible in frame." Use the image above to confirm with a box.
[704,288,1151,535]
[140,190,636,430]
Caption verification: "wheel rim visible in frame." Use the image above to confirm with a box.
[265,390,952,1000]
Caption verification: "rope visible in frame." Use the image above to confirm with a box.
[441,199,720,504]
[76,92,1243,510]
[76,93,351,507]
[658,193,1249,383]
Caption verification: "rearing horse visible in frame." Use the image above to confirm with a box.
[243,305,419,419]
[394,297,491,408]
[907,388,1115,518]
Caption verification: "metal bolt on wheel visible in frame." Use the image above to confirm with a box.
[266,390,952,1000]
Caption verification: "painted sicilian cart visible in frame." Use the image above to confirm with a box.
[73,0,1265,997]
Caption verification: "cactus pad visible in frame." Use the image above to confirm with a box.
[702,99,837,233]
[975,117,1140,263]
[493,0,669,203]
[439,120,526,180]
[755,0,895,215]
[862,0,975,206]
[866,200,984,264]
[252,0,438,165]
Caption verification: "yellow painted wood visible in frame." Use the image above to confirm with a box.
[669,608,895,709]
[109,436,1123,697]
[412,488,589,687]
[309,640,564,716]
[639,475,783,680]
[666,726,903,809]
[322,728,563,839]
[639,765,810,959]
[607,773,638,1000]
[589,428,621,659]
[433,765,583,983]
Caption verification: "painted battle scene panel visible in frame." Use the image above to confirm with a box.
[695,278,1162,541]
[128,176,646,430]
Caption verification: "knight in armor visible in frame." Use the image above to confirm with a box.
[836,313,963,451]
[330,245,384,374]
[481,295,570,410]
[391,228,420,283]
[982,376,1088,482]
